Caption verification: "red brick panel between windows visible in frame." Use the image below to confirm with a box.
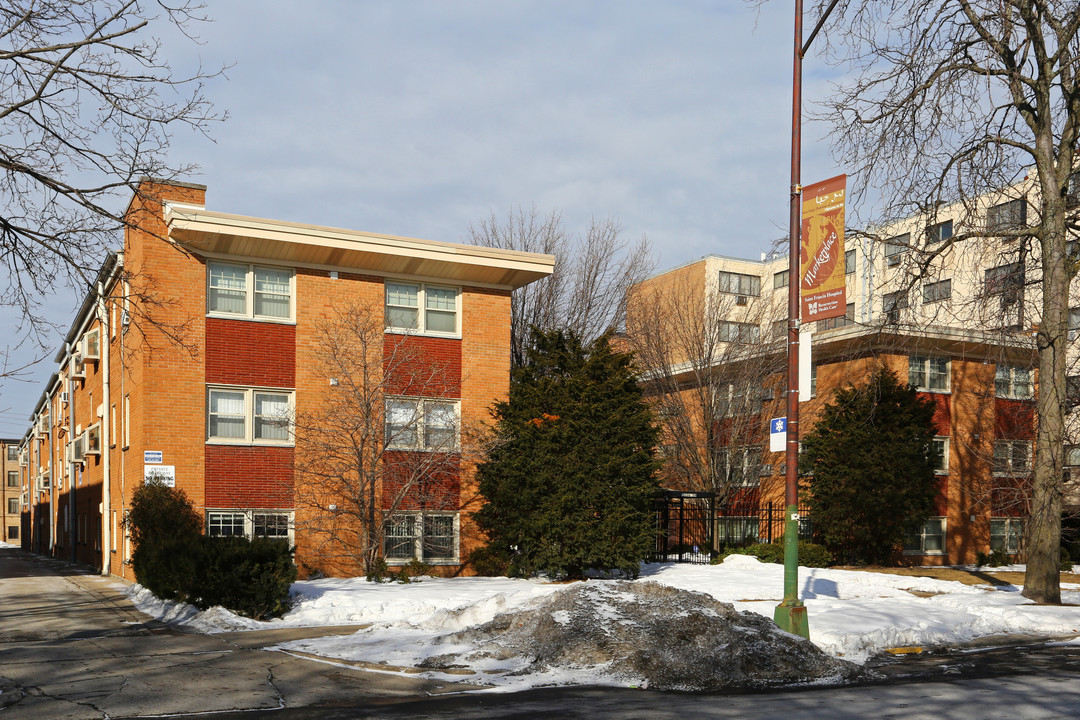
[206,317,296,388]
[204,445,295,508]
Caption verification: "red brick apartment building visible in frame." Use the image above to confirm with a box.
[14,179,553,579]
[628,177,1077,565]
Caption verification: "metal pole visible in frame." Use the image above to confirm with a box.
[774,0,809,639]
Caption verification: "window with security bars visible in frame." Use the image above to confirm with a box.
[207,512,246,537]
[383,513,459,563]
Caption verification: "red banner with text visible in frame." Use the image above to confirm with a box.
[800,174,847,322]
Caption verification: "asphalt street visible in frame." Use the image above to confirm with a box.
[3,545,1080,719]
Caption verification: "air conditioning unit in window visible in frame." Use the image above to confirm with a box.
[736,295,749,306]
[84,426,101,456]
[19,450,28,467]
[886,254,901,267]
[69,352,85,380]
[60,391,69,405]
[36,414,49,435]
[80,328,100,362]
[70,435,86,464]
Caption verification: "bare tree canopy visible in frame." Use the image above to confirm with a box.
[467,207,654,366]
[0,0,224,350]
[781,0,1080,603]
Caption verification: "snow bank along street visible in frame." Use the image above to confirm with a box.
[129,555,1080,691]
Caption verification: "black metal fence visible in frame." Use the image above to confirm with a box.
[652,494,815,564]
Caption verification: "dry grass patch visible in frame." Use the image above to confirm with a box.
[835,565,1080,588]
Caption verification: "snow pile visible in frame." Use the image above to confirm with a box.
[417,581,862,691]
[126,555,1080,691]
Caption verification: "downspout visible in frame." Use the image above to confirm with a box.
[99,283,111,575]
[69,369,77,564]
[49,399,56,557]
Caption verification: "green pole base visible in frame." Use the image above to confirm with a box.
[774,603,809,639]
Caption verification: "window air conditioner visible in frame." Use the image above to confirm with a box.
[736,295,749,306]
[886,254,901,267]
[60,391,69,405]
[71,435,87,463]
[80,329,101,362]
[84,426,101,456]
[69,352,85,380]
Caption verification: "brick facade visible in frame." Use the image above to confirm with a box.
[13,179,553,580]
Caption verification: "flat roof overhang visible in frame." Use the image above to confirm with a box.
[165,207,555,290]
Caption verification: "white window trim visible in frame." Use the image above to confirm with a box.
[206,509,295,544]
[206,386,295,446]
[993,439,1032,477]
[995,364,1033,399]
[933,436,949,475]
[990,517,1023,555]
[384,396,461,452]
[382,511,460,565]
[384,280,462,337]
[904,517,946,556]
[909,355,951,393]
[206,261,296,323]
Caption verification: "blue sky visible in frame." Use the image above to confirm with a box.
[0,1,847,436]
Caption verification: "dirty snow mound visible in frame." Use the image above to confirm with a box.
[419,581,862,691]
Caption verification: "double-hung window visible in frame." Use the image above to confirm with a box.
[909,356,949,392]
[384,398,460,451]
[990,518,1023,554]
[385,281,459,335]
[904,517,945,555]
[7,498,19,515]
[845,249,856,274]
[993,440,1031,476]
[6,446,18,462]
[884,233,909,265]
[383,512,459,564]
[995,365,1033,399]
[6,471,18,488]
[207,387,294,444]
[884,291,908,323]
[207,262,294,321]
[932,437,949,474]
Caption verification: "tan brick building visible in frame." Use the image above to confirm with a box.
[628,175,1077,565]
[14,179,553,579]
[1,439,23,544]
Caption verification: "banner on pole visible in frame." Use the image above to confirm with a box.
[800,174,847,322]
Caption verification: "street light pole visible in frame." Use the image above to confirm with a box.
[774,0,840,640]
[774,0,808,639]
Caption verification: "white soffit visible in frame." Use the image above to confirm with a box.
[165,207,555,290]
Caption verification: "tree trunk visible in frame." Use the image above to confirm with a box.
[1022,165,1067,604]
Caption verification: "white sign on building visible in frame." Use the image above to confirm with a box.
[144,464,175,487]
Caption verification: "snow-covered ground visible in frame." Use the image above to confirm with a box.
[126,555,1080,690]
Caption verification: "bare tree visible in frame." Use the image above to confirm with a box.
[626,271,785,504]
[468,207,653,366]
[771,0,1080,603]
[291,303,466,576]
[0,1,224,367]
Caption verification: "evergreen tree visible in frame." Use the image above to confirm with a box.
[802,368,939,565]
[475,329,661,579]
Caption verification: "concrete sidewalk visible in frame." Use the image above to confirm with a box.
[0,546,473,719]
